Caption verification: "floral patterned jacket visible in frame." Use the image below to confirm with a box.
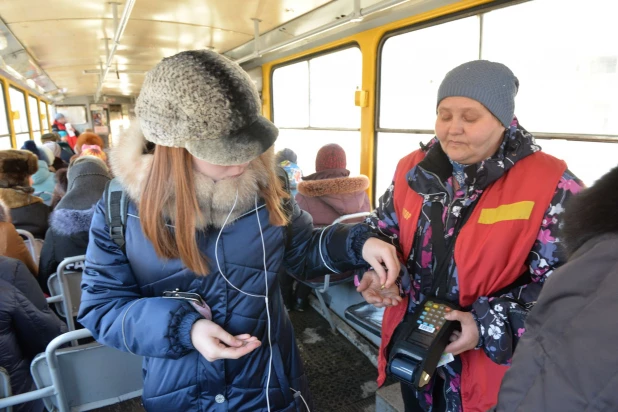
[366,120,583,411]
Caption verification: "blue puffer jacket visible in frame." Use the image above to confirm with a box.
[78,193,370,411]
[0,256,67,412]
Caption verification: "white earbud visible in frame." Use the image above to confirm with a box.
[214,191,309,412]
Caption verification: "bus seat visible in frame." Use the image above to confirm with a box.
[287,212,372,332]
[46,255,86,341]
[15,229,37,263]
[344,302,384,338]
[30,329,143,412]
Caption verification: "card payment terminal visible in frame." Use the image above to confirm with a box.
[388,298,460,389]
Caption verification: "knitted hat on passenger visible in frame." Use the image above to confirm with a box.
[54,113,65,121]
[315,144,346,172]
[135,49,278,165]
[437,60,519,128]
[0,150,39,187]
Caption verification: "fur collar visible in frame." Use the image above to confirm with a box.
[50,206,95,235]
[297,175,369,198]
[0,188,43,209]
[110,125,272,229]
[562,166,618,257]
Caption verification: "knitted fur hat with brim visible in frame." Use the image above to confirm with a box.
[0,150,39,187]
[135,49,278,166]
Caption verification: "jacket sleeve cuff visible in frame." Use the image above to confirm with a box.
[171,306,202,353]
[471,309,484,350]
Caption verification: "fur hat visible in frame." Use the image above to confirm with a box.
[135,49,278,166]
[0,150,39,187]
[437,60,519,128]
[41,133,59,143]
[316,144,347,172]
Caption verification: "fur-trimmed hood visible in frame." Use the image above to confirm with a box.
[110,124,274,229]
[50,206,95,236]
[297,173,369,198]
[562,165,618,257]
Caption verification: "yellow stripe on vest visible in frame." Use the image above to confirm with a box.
[478,201,535,225]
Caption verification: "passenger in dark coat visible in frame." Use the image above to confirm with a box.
[0,256,67,412]
[38,156,111,293]
[0,150,49,238]
[77,50,398,412]
[494,165,618,412]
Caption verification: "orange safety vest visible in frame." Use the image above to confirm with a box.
[377,148,566,412]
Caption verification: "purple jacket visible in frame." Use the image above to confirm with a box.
[295,169,371,226]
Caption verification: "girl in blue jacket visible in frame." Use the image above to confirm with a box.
[77,50,397,412]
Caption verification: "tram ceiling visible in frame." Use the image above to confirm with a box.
[0,0,345,99]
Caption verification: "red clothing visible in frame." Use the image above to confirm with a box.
[379,149,566,411]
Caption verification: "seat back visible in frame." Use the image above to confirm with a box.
[0,367,12,412]
[46,255,86,334]
[15,229,37,262]
[31,329,143,412]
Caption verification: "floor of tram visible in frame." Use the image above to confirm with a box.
[92,305,381,412]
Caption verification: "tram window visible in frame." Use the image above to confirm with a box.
[275,129,361,176]
[272,46,362,176]
[379,17,479,130]
[537,139,618,186]
[273,61,309,128]
[375,133,433,198]
[29,96,41,142]
[40,100,49,133]
[309,47,361,128]
[0,85,10,145]
[482,0,618,136]
[9,87,30,146]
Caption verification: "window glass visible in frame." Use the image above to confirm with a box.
[274,129,361,177]
[482,0,618,135]
[380,17,479,130]
[374,133,434,199]
[537,138,618,186]
[0,85,9,137]
[9,87,30,135]
[15,133,30,148]
[29,96,40,132]
[309,47,362,128]
[40,100,49,132]
[272,61,309,128]
[0,137,11,150]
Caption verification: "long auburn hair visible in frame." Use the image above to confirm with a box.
[139,145,289,276]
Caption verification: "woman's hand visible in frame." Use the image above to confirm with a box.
[443,310,480,355]
[190,319,261,362]
[361,238,400,288]
[356,270,402,308]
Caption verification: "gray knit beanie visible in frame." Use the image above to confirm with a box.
[135,50,278,165]
[437,60,519,128]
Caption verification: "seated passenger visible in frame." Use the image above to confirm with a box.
[493,165,618,411]
[20,141,55,205]
[49,168,68,210]
[276,148,303,197]
[290,143,370,310]
[0,150,50,238]
[42,132,74,164]
[52,114,77,150]
[0,256,66,412]
[0,199,38,276]
[39,156,111,293]
[42,141,68,171]
[354,60,582,411]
